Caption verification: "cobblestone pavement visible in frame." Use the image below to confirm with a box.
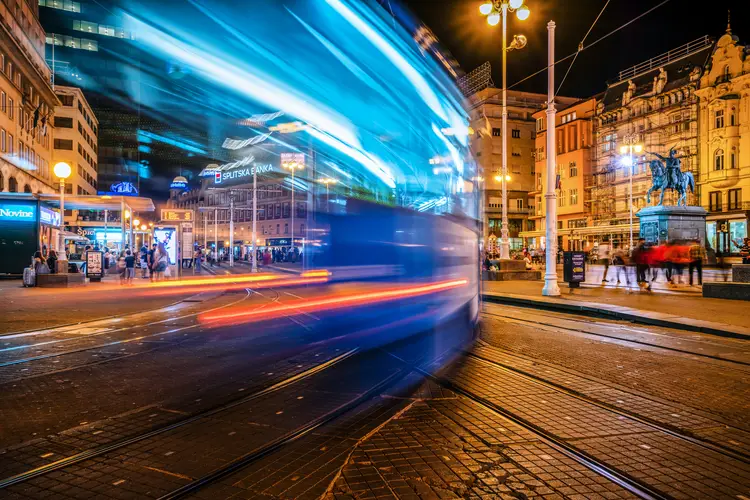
[2,290,749,499]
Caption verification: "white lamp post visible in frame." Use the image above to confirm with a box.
[320,178,337,209]
[620,134,643,251]
[542,21,560,297]
[282,160,304,253]
[480,0,530,260]
[53,162,71,270]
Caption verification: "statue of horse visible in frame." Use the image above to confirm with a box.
[646,160,695,206]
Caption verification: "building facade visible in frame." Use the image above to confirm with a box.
[51,85,97,197]
[587,37,712,251]
[0,0,58,194]
[527,98,597,251]
[695,27,750,255]
[468,88,563,252]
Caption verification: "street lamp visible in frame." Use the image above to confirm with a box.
[620,134,643,251]
[480,0,530,260]
[320,178,337,208]
[282,160,304,254]
[494,174,511,182]
[53,161,71,268]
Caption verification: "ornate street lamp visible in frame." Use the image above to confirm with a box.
[479,0,530,259]
[620,134,643,251]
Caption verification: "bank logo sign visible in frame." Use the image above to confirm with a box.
[214,163,273,185]
[0,203,37,222]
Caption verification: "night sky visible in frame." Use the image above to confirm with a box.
[402,0,750,98]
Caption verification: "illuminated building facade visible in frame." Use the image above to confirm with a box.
[0,0,57,194]
[695,26,750,255]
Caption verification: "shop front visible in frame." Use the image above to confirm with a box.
[706,216,747,256]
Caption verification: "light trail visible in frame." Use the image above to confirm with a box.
[201,278,468,324]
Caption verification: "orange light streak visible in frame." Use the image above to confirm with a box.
[201,278,468,323]
[139,277,329,297]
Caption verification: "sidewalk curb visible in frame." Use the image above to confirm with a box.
[482,292,750,341]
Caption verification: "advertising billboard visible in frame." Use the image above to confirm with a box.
[0,200,39,275]
[154,228,177,265]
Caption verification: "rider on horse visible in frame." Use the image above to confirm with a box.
[649,148,681,189]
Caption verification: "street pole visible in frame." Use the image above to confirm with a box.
[629,145,634,251]
[203,211,207,247]
[499,2,510,260]
[120,199,126,254]
[104,209,108,250]
[291,167,295,251]
[229,191,234,267]
[214,207,218,258]
[58,178,65,256]
[252,163,258,272]
[129,208,134,252]
[542,20,560,297]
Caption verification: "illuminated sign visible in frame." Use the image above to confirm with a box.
[161,209,193,222]
[199,164,221,177]
[154,228,177,265]
[0,203,37,222]
[170,181,188,189]
[40,207,61,226]
[280,152,305,166]
[213,164,273,185]
[110,182,139,195]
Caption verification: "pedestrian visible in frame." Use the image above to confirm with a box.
[740,238,750,264]
[194,247,203,274]
[117,253,127,285]
[47,250,58,274]
[612,243,630,286]
[666,240,690,286]
[153,243,168,281]
[33,251,50,275]
[139,245,149,278]
[148,243,157,281]
[632,238,650,290]
[124,249,136,285]
[598,242,611,283]
[688,240,705,286]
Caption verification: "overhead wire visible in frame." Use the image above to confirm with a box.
[554,0,610,97]
[496,0,673,94]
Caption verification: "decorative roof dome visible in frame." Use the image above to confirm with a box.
[172,176,188,184]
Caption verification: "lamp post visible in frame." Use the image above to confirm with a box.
[320,178,337,209]
[620,134,643,252]
[53,162,71,271]
[228,190,235,267]
[282,160,304,253]
[480,0,530,260]
[252,163,258,272]
[542,20,560,297]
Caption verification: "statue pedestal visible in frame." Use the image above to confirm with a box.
[636,206,707,245]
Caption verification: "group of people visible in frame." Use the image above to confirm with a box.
[597,239,706,290]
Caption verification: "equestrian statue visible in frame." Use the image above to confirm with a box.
[645,147,695,206]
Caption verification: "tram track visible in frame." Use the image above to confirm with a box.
[386,350,670,500]
[482,306,750,368]
[0,348,360,490]
[466,342,750,463]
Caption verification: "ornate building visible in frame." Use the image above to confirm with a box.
[695,24,750,255]
[587,36,712,249]
[0,0,58,195]
[468,88,559,252]
[526,97,597,251]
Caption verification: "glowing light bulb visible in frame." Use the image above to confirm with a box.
[487,13,500,26]
[509,0,524,9]
[516,5,530,20]
[479,3,493,15]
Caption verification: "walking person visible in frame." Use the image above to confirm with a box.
[612,243,630,287]
[139,245,149,279]
[194,247,203,274]
[153,243,169,281]
[148,243,157,281]
[124,249,136,285]
[598,242,611,284]
[688,240,705,286]
[740,238,750,264]
[632,238,651,291]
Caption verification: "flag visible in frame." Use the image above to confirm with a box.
[40,113,48,136]
[33,104,41,130]
[555,174,561,190]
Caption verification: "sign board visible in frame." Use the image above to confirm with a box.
[40,207,61,226]
[170,180,188,189]
[563,251,585,287]
[181,223,194,260]
[265,237,304,247]
[161,209,193,222]
[0,203,37,222]
[86,250,104,280]
[154,227,177,265]
[280,152,305,166]
[213,163,273,185]
[98,181,139,197]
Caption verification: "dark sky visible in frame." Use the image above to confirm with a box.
[402,0,750,98]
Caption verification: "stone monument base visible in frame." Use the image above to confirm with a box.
[703,282,750,301]
[636,205,707,245]
[483,259,541,281]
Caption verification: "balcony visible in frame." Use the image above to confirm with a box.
[485,205,534,215]
[707,168,739,188]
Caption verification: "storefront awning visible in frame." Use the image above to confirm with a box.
[35,194,155,212]
[61,230,90,242]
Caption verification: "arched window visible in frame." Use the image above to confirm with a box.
[0,174,4,191]
[730,107,736,126]
[730,148,737,169]
[714,149,725,171]
[23,184,32,193]
[8,177,17,192]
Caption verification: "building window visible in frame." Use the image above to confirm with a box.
[0,129,4,152]
[8,177,17,193]
[714,149,724,170]
[730,108,736,126]
[728,189,741,210]
[284,223,289,235]
[569,125,578,150]
[54,139,74,150]
[511,164,521,174]
[40,0,82,12]
[8,98,13,120]
[276,224,280,235]
[569,162,578,177]
[511,147,521,157]
[536,118,545,131]
[730,149,737,168]
[570,188,578,205]
[54,116,73,128]
[515,199,524,210]
[715,109,724,129]
[0,92,5,113]
[492,128,501,137]
[511,129,520,139]
[709,191,721,212]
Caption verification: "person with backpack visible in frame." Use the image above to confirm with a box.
[124,250,136,285]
